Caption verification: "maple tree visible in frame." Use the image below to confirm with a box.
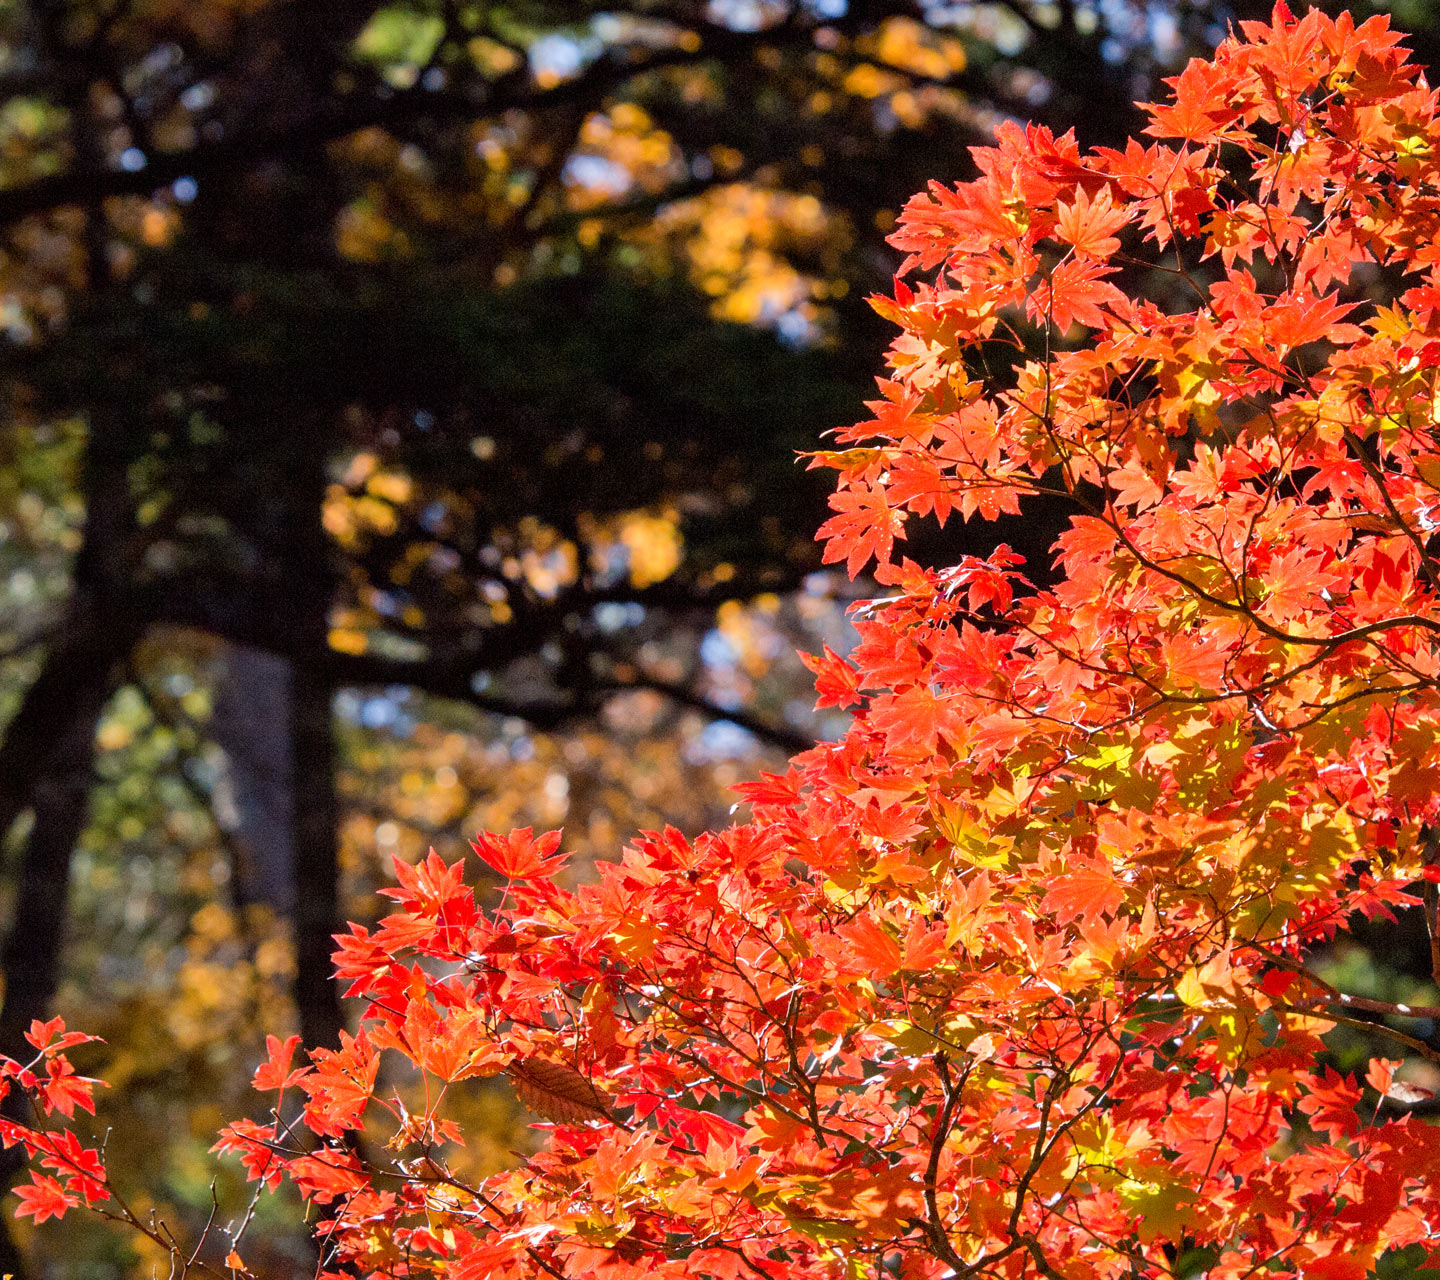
[0,3,1296,1272]
[15,4,1440,1277]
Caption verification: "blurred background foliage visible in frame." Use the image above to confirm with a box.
[0,0,1437,1273]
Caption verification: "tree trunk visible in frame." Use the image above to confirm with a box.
[288,439,347,1054]
[0,642,128,1053]
[290,654,345,1052]
[0,450,137,1064]
[210,644,297,914]
[210,629,347,1056]
[0,607,136,1278]
[0,386,139,1274]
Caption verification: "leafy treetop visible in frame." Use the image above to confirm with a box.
[13,5,1440,1279]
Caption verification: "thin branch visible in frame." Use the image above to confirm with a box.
[1274,1003,1440,1065]
[1340,426,1440,597]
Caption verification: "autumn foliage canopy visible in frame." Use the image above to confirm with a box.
[11,5,1440,1277]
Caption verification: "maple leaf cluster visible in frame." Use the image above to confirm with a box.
[0,1019,107,1226]
[15,6,1440,1278]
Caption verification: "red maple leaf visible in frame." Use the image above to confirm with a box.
[253,1034,309,1093]
[818,480,908,577]
[470,827,568,880]
[13,1174,75,1225]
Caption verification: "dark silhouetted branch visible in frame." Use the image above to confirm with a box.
[0,6,972,229]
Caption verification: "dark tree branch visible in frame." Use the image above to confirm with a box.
[320,648,818,754]
[0,87,488,225]
[0,605,140,841]
[0,4,966,229]
[607,674,817,754]
[0,619,60,663]
[142,558,824,753]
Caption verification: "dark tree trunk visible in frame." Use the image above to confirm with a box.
[0,643,126,1280]
[0,639,128,1053]
[288,442,347,1054]
[0,454,137,1060]
[0,375,141,1271]
[0,556,139,1275]
[291,654,345,1052]
[222,0,364,1059]
[211,644,297,914]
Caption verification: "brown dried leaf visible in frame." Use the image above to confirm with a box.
[507,1058,611,1124]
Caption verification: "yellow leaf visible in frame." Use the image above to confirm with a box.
[1118,1181,1198,1243]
